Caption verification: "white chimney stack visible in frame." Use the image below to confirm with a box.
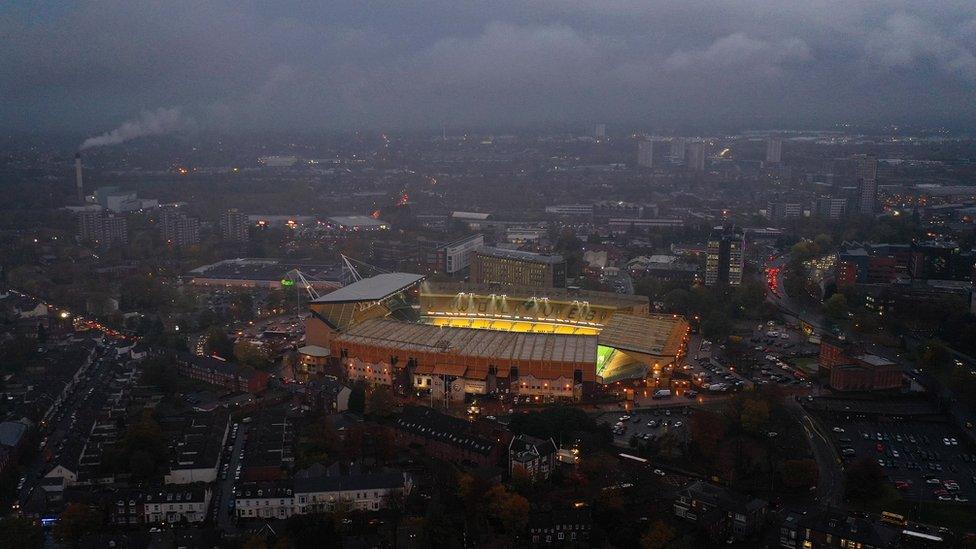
[75,152,84,203]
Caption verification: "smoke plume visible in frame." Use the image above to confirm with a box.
[80,107,188,150]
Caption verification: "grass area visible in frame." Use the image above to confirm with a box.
[792,357,819,375]
[853,485,976,534]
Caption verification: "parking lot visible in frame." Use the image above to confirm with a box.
[596,407,692,446]
[815,404,976,505]
[742,322,820,388]
[680,335,749,393]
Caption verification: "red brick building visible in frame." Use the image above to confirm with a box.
[388,406,510,469]
[829,355,902,392]
[177,354,270,393]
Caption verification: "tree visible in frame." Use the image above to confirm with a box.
[229,292,255,321]
[485,484,530,534]
[0,516,43,549]
[203,326,234,359]
[234,341,271,369]
[640,520,675,549]
[348,382,366,414]
[54,503,103,546]
[366,385,395,417]
[690,410,727,463]
[739,398,771,436]
[700,311,732,341]
[919,339,950,371]
[782,459,818,489]
[845,457,885,503]
[824,293,849,321]
[140,355,179,393]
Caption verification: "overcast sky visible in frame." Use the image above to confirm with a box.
[3,1,975,135]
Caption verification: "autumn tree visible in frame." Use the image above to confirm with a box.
[234,341,271,369]
[0,516,43,549]
[366,385,395,417]
[54,503,103,546]
[485,485,530,535]
[845,457,885,503]
[739,398,771,436]
[203,326,234,359]
[782,459,819,490]
[640,520,675,549]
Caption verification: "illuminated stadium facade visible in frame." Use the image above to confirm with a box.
[304,275,688,402]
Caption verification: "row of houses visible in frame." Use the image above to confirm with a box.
[235,465,411,520]
[176,354,271,394]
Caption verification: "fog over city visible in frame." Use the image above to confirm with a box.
[5,2,976,548]
[3,1,976,133]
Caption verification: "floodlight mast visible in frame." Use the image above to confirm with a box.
[340,253,391,282]
[286,269,321,300]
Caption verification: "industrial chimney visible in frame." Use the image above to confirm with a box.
[75,152,84,203]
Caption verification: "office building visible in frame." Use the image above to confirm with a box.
[593,201,645,225]
[77,211,128,247]
[705,226,745,286]
[670,137,687,161]
[545,204,594,217]
[637,139,654,168]
[815,197,847,220]
[219,208,249,243]
[686,140,706,172]
[854,154,879,214]
[441,234,485,274]
[765,136,782,164]
[160,209,201,247]
[766,202,802,220]
[470,247,566,288]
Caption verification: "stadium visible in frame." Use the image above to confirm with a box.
[303,274,688,401]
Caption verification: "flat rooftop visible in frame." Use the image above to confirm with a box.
[475,247,565,264]
[312,273,425,303]
[327,215,389,228]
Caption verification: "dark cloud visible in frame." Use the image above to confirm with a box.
[1,0,975,134]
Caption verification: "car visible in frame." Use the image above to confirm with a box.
[954,495,969,503]
[673,421,683,428]
[646,421,657,428]
[938,495,953,501]
[926,478,942,484]
[943,438,951,445]
[950,438,958,446]
[653,469,666,476]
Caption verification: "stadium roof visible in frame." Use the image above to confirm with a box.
[335,318,597,364]
[312,273,425,303]
[421,281,649,309]
[598,314,687,357]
